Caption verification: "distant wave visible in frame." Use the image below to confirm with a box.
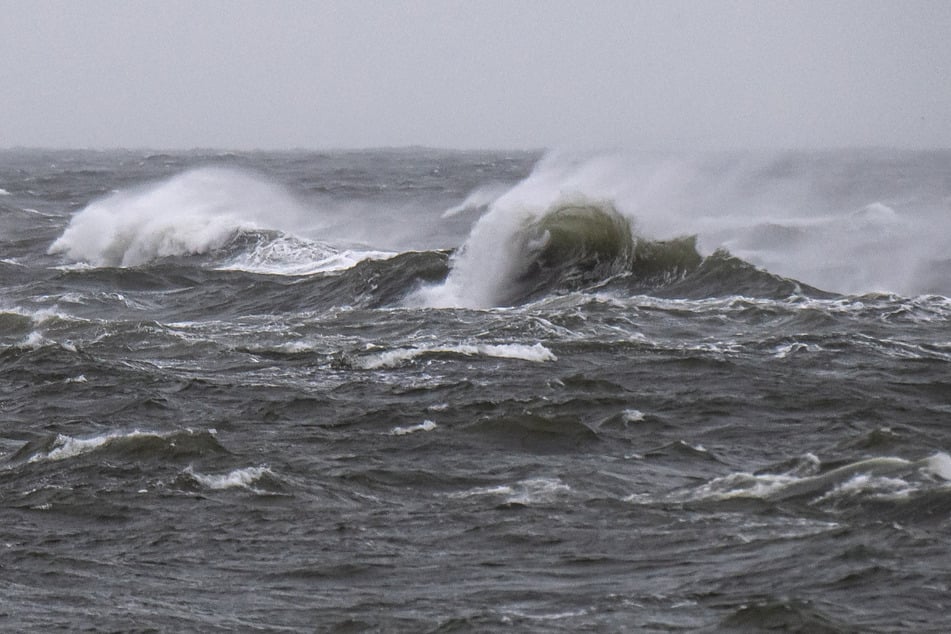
[180,465,285,494]
[46,167,400,276]
[8,428,225,465]
[670,451,951,508]
[353,342,557,369]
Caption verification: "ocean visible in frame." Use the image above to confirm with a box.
[1,147,950,631]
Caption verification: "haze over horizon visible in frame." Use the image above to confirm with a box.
[2,0,950,151]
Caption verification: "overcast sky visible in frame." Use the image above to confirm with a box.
[2,0,950,150]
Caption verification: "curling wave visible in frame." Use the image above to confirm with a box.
[410,197,774,308]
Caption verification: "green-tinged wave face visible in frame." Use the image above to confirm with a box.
[509,202,635,302]
[502,201,708,304]
[415,197,829,308]
[630,235,703,287]
[530,203,635,272]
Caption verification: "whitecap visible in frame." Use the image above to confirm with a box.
[451,477,572,505]
[672,453,951,504]
[29,430,150,463]
[773,342,823,358]
[815,473,915,502]
[357,342,556,369]
[216,233,394,276]
[621,409,646,423]
[185,465,274,491]
[923,452,951,480]
[389,420,437,436]
[21,331,48,350]
[24,428,213,464]
[501,608,589,622]
[48,167,310,267]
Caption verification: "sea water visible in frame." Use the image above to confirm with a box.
[1,148,950,631]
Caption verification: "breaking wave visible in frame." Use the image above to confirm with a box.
[353,342,557,369]
[8,428,226,465]
[48,167,313,267]
[181,465,284,494]
[214,230,393,276]
[418,150,951,306]
[670,452,951,507]
[45,150,951,309]
[410,195,806,308]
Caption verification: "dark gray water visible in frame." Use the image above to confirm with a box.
[2,148,951,631]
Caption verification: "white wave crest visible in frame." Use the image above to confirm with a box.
[29,430,153,463]
[815,474,916,502]
[357,342,556,369]
[24,428,215,463]
[451,477,572,505]
[185,465,274,491]
[217,234,393,276]
[925,452,951,480]
[389,420,437,436]
[420,151,951,301]
[621,409,646,423]
[773,341,823,358]
[672,452,951,504]
[18,330,77,352]
[48,167,309,267]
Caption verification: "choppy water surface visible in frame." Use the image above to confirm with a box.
[2,148,950,631]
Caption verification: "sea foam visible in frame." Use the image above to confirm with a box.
[357,342,556,369]
[216,233,393,276]
[389,420,438,436]
[48,167,310,267]
[672,452,951,504]
[421,151,951,305]
[19,428,221,464]
[184,465,275,491]
[29,430,157,462]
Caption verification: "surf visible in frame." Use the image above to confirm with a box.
[418,149,951,307]
[410,192,800,308]
[48,167,317,268]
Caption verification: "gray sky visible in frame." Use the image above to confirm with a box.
[2,0,950,150]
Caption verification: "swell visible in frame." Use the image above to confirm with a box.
[35,230,824,319]
[647,249,833,300]
[416,198,830,308]
[668,451,951,522]
[6,428,227,466]
[507,202,637,303]
[38,160,849,310]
